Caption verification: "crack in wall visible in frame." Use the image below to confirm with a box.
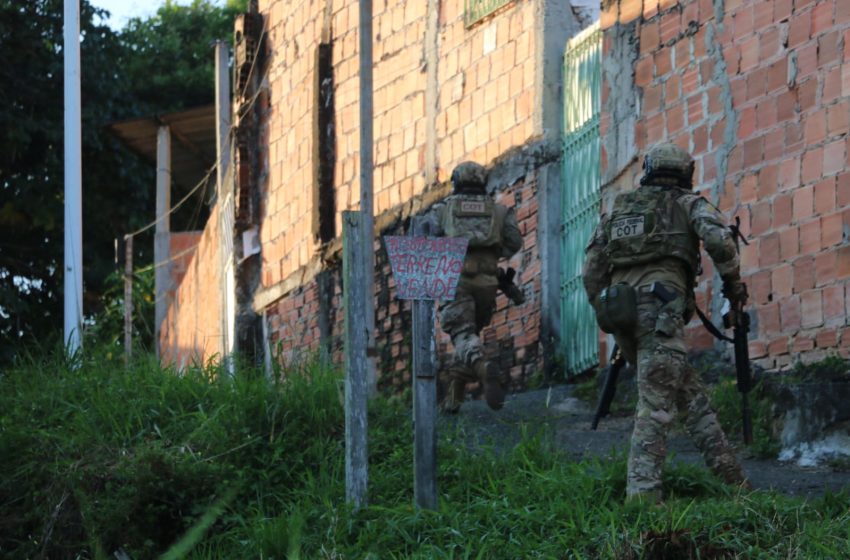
[704,0,741,335]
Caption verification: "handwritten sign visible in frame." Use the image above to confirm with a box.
[384,236,468,300]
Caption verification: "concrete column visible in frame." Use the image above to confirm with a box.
[154,125,172,358]
[534,0,576,375]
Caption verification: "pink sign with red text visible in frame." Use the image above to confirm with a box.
[384,236,468,300]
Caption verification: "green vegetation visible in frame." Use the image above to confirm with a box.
[710,378,780,459]
[2,353,849,559]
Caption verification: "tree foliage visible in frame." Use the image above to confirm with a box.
[0,0,248,363]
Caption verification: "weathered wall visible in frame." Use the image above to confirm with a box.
[602,0,850,368]
[265,170,544,389]
[159,208,223,369]
[252,0,581,387]
[256,0,545,296]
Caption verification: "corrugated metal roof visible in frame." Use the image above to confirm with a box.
[109,104,217,191]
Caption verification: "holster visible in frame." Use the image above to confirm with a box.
[595,282,638,334]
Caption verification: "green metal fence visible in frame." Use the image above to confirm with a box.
[561,24,602,376]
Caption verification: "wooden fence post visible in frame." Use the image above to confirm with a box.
[124,235,133,365]
[411,216,437,510]
[343,210,369,509]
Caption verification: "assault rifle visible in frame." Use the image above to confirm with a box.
[497,267,525,305]
[695,216,754,444]
[591,345,626,430]
[726,216,753,444]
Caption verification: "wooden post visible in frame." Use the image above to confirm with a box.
[359,0,377,395]
[343,210,369,509]
[411,216,437,510]
[154,125,171,359]
[123,235,133,365]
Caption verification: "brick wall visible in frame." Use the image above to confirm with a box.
[265,171,544,390]
[257,0,542,294]
[159,207,224,368]
[602,0,850,368]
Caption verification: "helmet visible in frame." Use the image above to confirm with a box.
[641,143,694,188]
[451,161,487,194]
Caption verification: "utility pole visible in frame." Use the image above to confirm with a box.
[215,41,235,374]
[359,0,376,393]
[64,0,83,356]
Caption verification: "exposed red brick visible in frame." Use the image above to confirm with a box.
[826,101,850,138]
[811,1,835,36]
[654,47,672,77]
[758,300,781,336]
[823,285,846,325]
[818,30,842,66]
[793,255,816,292]
[792,335,815,353]
[787,9,811,48]
[774,0,793,22]
[781,294,802,331]
[773,194,793,229]
[823,139,846,177]
[815,250,837,285]
[758,233,780,267]
[837,172,850,207]
[821,213,844,248]
[784,121,804,153]
[822,66,843,103]
[746,67,768,101]
[814,178,837,214]
[750,199,771,235]
[776,90,798,123]
[800,220,821,255]
[772,263,794,297]
[803,108,827,145]
[769,336,790,355]
[840,246,850,279]
[778,156,801,191]
[801,289,824,329]
[640,20,660,50]
[816,328,839,349]
[793,185,814,221]
[798,78,818,112]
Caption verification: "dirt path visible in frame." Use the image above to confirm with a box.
[440,384,850,499]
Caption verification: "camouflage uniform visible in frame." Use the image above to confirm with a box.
[582,144,749,500]
[429,162,523,411]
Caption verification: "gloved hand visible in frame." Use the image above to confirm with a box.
[722,279,748,307]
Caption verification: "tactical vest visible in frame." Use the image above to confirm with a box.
[604,185,700,274]
[443,195,504,248]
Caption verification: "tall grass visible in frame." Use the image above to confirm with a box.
[1,350,848,559]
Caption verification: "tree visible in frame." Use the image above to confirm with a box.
[0,0,248,363]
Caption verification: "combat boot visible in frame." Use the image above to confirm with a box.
[474,359,505,410]
[440,377,466,414]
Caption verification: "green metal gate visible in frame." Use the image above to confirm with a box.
[561,24,602,376]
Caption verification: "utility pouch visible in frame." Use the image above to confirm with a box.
[595,282,637,334]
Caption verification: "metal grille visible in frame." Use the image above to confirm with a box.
[561,24,601,376]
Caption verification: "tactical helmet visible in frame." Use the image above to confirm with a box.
[451,161,487,194]
[641,143,694,188]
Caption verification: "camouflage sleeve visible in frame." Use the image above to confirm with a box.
[687,196,740,282]
[581,216,611,304]
[500,206,523,258]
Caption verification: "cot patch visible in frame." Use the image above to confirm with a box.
[610,216,645,240]
[458,200,488,215]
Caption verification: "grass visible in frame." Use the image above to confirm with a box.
[2,349,849,559]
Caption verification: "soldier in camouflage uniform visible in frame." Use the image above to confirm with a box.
[582,143,750,501]
[428,162,523,412]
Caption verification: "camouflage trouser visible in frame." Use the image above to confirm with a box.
[438,281,497,408]
[615,288,746,498]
